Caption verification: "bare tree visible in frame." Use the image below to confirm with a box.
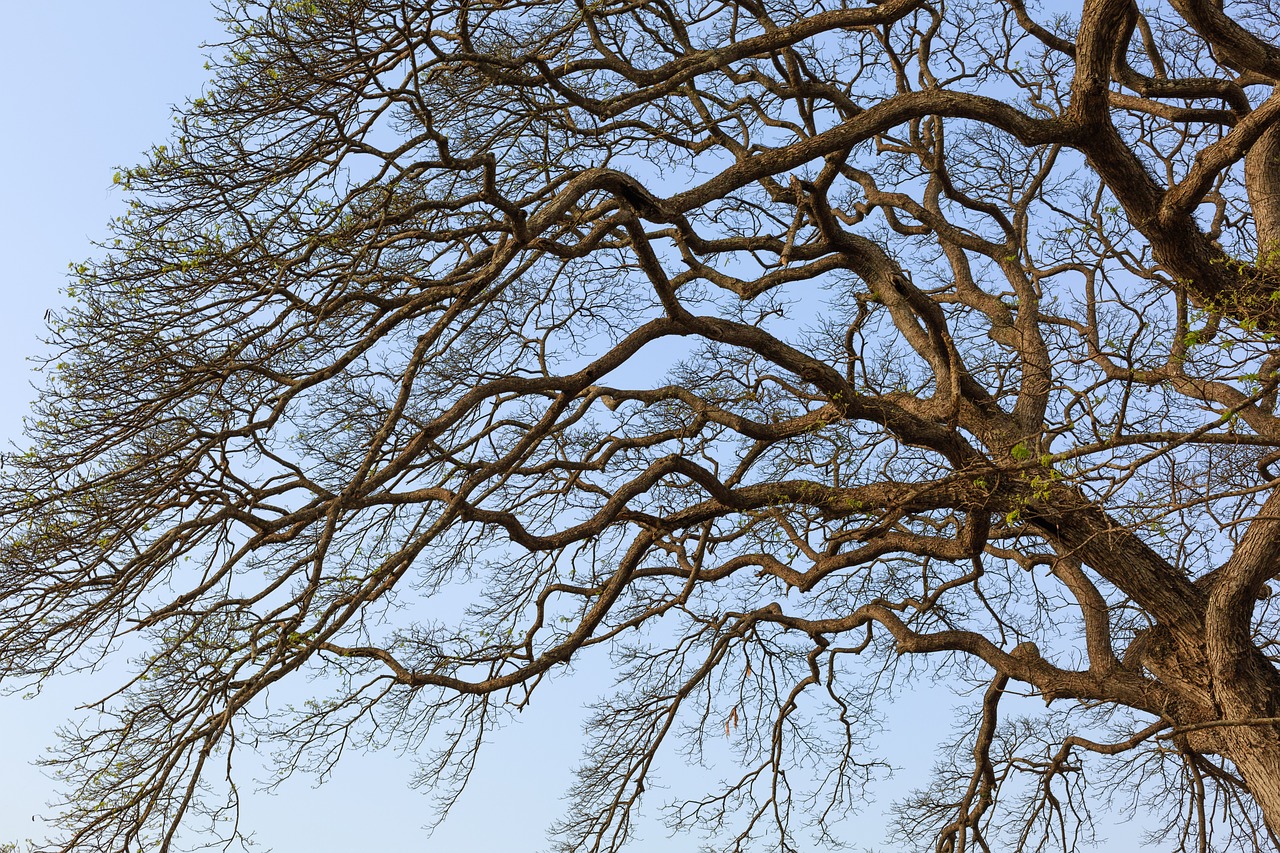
[6,0,1280,850]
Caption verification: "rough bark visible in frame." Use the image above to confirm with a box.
[1246,115,1280,264]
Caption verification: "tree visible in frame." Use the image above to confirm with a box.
[5,0,1280,849]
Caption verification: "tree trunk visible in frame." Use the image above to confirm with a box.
[1139,625,1280,840]
[1221,726,1280,841]
[1245,107,1280,265]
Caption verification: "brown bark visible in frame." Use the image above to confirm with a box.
[1246,114,1280,265]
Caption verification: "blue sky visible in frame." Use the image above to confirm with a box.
[0,4,1160,852]
[0,5,467,849]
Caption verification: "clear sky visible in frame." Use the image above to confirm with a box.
[0,4,1157,852]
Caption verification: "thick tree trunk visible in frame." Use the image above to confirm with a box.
[1221,726,1280,841]
[1246,112,1280,265]
[1138,625,1280,840]
[1204,489,1280,839]
[1035,482,1280,837]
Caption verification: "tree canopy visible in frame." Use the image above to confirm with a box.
[6,0,1280,850]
